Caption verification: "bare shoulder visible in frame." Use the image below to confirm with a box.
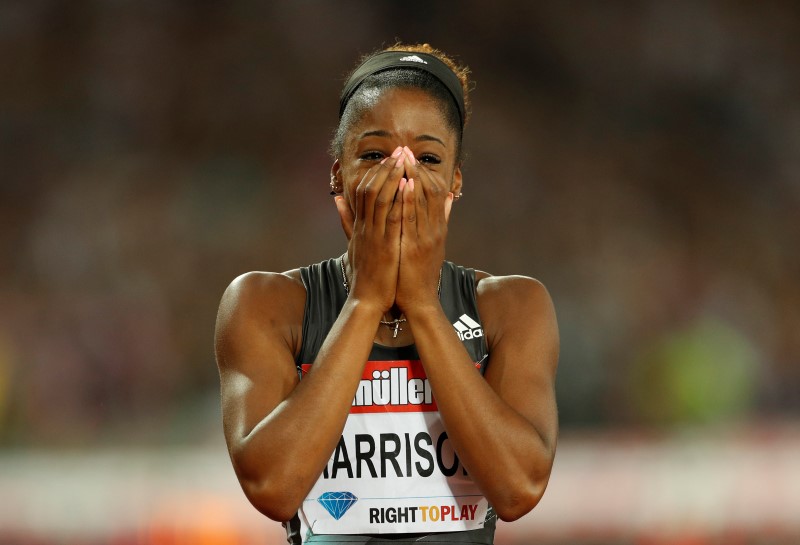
[474,271,558,348]
[475,270,554,309]
[218,269,305,322]
[215,269,307,366]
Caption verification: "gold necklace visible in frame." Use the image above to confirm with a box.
[339,254,442,339]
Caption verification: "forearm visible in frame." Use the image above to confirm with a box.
[233,298,382,518]
[406,304,554,520]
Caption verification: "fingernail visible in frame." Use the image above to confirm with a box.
[395,152,405,166]
[334,196,343,202]
[392,147,403,158]
[408,178,415,191]
[399,178,407,191]
[404,146,416,164]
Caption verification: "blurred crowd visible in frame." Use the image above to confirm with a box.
[1,0,799,447]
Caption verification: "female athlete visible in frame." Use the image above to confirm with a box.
[214,43,559,544]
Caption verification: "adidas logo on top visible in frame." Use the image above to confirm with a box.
[453,314,483,341]
[399,55,427,64]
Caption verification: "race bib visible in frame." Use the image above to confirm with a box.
[298,360,488,535]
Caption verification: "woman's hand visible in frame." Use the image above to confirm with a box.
[395,147,455,313]
[335,146,407,313]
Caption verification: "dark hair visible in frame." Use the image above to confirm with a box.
[330,43,472,162]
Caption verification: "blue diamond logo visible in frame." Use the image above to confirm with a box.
[318,491,358,520]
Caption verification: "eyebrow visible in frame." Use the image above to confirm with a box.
[359,130,446,147]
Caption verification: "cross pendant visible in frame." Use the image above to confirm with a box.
[392,322,402,338]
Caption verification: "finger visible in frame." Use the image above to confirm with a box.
[364,146,404,227]
[402,146,417,181]
[354,169,369,229]
[385,177,405,240]
[401,176,418,238]
[414,163,448,226]
[397,152,429,234]
[402,146,445,198]
[334,196,355,240]
[413,171,429,235]
[444,192,453,223]
[373,155,405,232]
[403,146,417,167]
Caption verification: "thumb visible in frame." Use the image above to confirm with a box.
[334,196,354,240]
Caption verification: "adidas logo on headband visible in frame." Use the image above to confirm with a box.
[399,55,428,64]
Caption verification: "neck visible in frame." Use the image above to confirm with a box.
[386,304,403,321]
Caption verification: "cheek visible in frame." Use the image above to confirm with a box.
[342,162,372,205]
[342,170,361,210]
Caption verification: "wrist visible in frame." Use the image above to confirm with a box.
[401,300,445,323]
[343,296,387,321]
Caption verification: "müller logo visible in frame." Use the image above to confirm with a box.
[300,360,485,413]
[300,361,437,413]
[352,361,436,413]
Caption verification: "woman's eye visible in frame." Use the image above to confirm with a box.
[360,151,385,162]
[419,154,441,165]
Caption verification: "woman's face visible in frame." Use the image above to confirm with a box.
[332,87,462,210]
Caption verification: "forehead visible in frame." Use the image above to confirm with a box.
[345,87,456,149]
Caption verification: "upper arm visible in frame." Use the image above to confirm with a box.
[477,275,560,452]
[214,271,306,455]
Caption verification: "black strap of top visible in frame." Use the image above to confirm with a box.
[296,257,488,367]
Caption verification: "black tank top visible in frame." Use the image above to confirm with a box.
[284,256,496,545]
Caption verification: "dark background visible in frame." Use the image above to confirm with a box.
[1,1,798,543]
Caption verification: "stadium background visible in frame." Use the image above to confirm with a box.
[1,1,798,543]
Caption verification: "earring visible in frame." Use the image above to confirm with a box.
[330,176,340,195]
[454,192,463,200]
